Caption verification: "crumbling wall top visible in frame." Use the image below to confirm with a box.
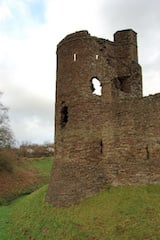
[58,30,91,47]
[114,29,137,45]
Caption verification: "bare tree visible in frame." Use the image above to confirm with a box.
[0,92,15,148]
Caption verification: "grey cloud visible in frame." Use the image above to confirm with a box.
[101,0,160,33]
[100,0,160,49]
[1,80,54,144]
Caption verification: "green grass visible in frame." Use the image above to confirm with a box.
[0,184,160,239]
[30,157,53,180]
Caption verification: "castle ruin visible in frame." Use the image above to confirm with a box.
[46,29,160,206]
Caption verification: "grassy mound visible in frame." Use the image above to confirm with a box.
[1,184,160,240]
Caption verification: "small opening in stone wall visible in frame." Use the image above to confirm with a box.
[61,105,68,128]
[90,77,102,96]
[114,76,130,93]
[73,53,77,62]
[100,140,103,154]
[145,144,150,160]
[96,55,99,60]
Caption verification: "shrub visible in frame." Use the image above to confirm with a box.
[0,148,17,172]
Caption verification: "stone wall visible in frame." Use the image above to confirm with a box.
[46,29,160,207]
[103,95,160,185]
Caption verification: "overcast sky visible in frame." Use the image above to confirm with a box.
[0,0,160,145]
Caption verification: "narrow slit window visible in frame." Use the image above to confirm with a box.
[73,53,77,62]
[96,55,99,60]
[100,140,103,154]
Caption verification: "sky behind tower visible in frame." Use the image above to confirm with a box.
[0,0,160,144]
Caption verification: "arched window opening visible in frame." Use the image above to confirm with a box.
[90,77,102,96]
[61,105,68,128]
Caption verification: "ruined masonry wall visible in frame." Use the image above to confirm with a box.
[103,95,160,185]
[46,30,160,207]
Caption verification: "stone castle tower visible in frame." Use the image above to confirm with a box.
[46,29,160,206]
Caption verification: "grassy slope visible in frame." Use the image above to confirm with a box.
[0,157,53,205]
[30,157,53,180]
[1,184,160,240]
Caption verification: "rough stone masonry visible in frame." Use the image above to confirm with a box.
[46,29,160,207]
